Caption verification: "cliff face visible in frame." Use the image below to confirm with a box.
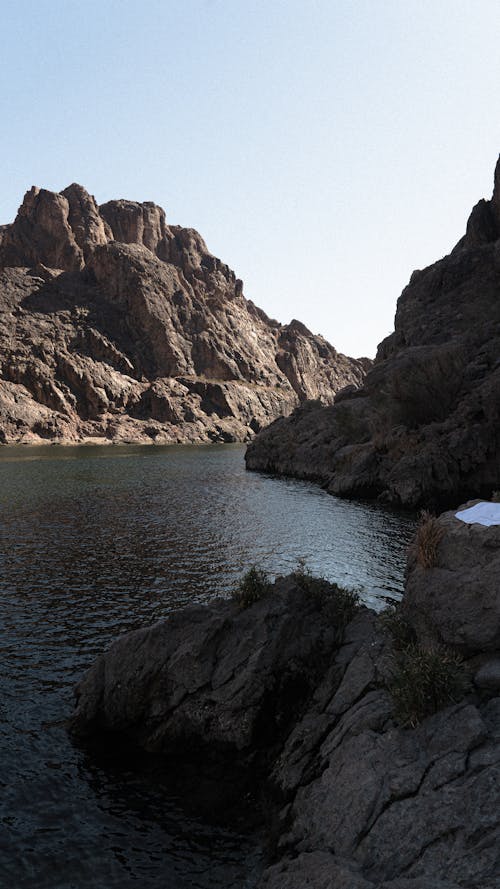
[246,156,500,508]
[0,184,366,444]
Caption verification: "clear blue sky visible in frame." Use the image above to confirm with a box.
[2,0,500,357]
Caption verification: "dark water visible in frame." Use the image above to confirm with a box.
[0,444,416,889]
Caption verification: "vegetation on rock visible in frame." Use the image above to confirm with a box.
[71,501,500,889]
[388,641,470,727]
[292,558,360,631]
[414,510,445,569]
[232,566,273,608]
[381,601,470,726]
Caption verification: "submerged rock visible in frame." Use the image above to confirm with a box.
[70,512,500,888]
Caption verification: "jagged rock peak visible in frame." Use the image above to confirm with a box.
[0,182,369,444]
[0,183,174,272]
[99,197,168,256]
[454,153,500,252]
[0,183,236,284]
[61,184,111,257]
[0,185,85,271]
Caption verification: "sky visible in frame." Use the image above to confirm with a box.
[1,0,500,358]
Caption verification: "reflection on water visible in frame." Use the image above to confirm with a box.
[0,443,415,888]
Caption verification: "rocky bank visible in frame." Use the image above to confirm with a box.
[70,504,500,888]
[246,156,500,508]
[0,184,367,444]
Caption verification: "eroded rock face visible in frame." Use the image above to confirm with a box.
[246,155,500,508]
[99,198,167,255]
[0,184,367,444]
[1,187,84,271]
[70,537,500,888]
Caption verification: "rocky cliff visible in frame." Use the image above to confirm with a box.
[246,156,500,508]
[70,504,500,888]
[0,184,367,444]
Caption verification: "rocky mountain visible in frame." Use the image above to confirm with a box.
[247,156,500,508]
[0,184,367,444]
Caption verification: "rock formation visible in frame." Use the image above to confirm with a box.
[246,155,500,508]
[70,505,500,888]
[0,184,367,444]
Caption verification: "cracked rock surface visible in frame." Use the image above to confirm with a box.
[0,184,367,444]
[71,509,500,888]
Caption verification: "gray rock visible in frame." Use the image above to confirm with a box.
[70,577,345,762]
[258,851,461,889]
[258,851,372,888]
[403,502,500,654]
[475,658,500,690]
[70,561,500,888]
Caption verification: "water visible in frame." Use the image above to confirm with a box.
[0,444,416,889]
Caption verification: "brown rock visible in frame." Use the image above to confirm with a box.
[0,184,367,444]
[99,197,168,255]
[61,183,112,258]
[1,187,84,271]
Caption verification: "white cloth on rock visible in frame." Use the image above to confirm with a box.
[455,501,500,526]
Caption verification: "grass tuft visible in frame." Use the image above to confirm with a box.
[415,510,444,569]
[292,559,360,631]
[388,642,470,728]
[379,604,417,650]
[232,566,272,609]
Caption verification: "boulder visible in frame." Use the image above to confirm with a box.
[70,578,345,764]
[403,501,500,654]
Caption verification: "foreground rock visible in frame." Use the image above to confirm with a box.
[246,155,500,508]
[71,510,500,888]
[70,577,343,763]
[0,184,367,444]
[403,501,500,656]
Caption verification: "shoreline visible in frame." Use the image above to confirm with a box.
[69,510,500,888]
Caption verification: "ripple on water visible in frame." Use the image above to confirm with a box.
[0,443,416,888]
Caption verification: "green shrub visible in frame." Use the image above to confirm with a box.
[292,559,360,631]
[388,643,470,728]
[379,604,417,650]
[232,566,272,609]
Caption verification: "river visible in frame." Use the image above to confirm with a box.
[0,443,416,888]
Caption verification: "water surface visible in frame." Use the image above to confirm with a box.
[0,444,416,888]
